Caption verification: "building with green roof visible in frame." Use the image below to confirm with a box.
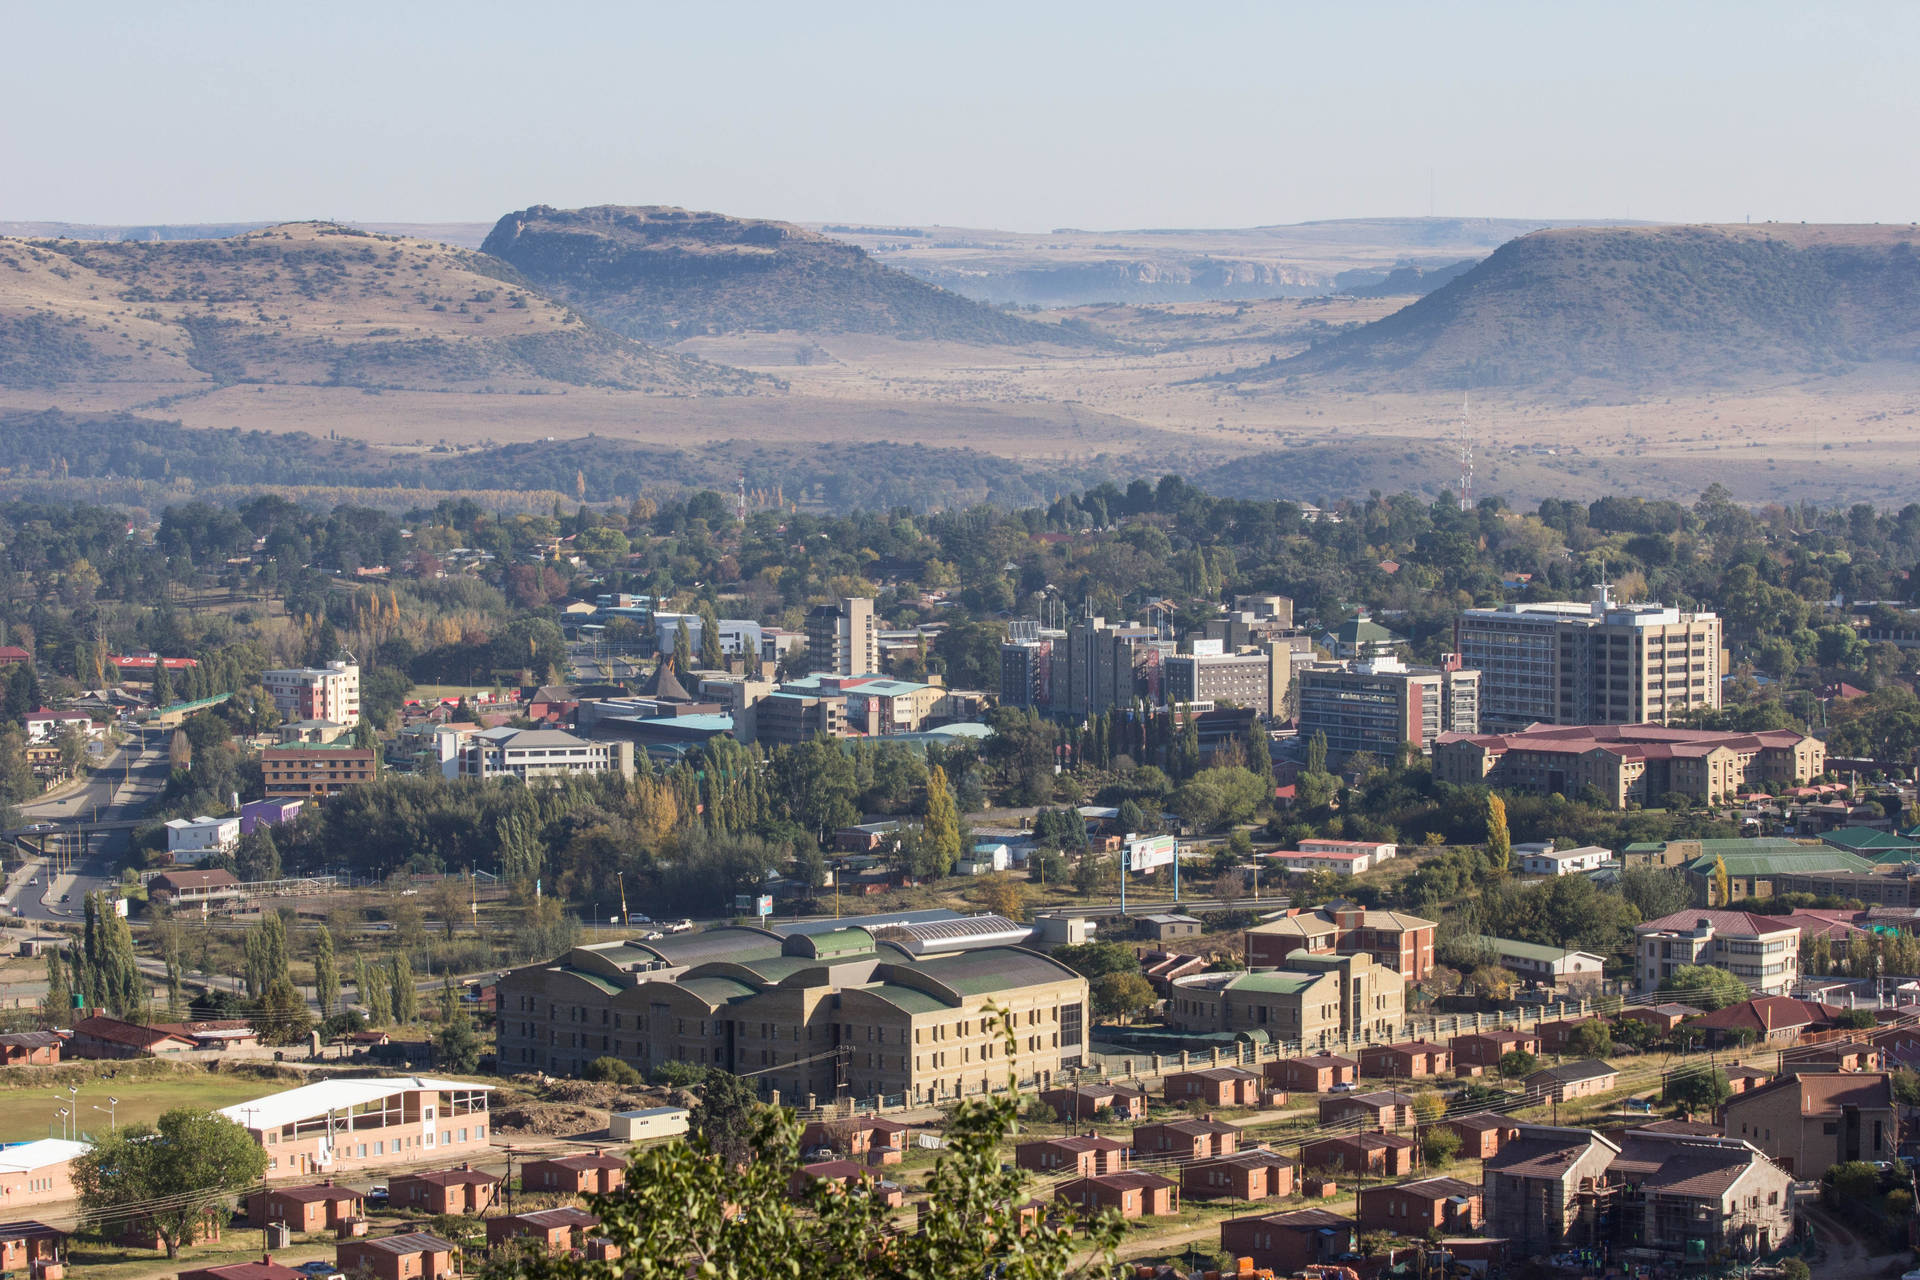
[498,917,1088,1107]
[1164,950,1404,1047]
[1677,842,1880,906]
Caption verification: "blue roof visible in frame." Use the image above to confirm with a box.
[637,713,734,733]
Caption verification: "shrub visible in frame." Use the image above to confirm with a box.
[584,1056,643,1086]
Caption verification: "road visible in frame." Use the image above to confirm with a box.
[3,727,171,923]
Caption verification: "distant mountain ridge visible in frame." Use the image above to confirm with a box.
[1246,223,1920,392]
[481,204,1086,345]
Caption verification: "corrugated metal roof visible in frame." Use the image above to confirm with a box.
[911,947,1077,996]
[861,982,951,1015]
[219,1078,491,1132]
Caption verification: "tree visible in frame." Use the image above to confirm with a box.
[671,624,694,679]
[697,602,724,671]
[243,911,290,1000]
[1663,1066,1731,1116]
[313,926,339,1017]
[690,1070,760,1167]
[1498,1050,1538,1080]
[251,975,313,1046]
[1711,855,1730,907]
[921,765,962,877]
[1421,1126,1461,1170]
[1660,964,1749,1010]
[1412,1092,1447,1125]
[357,955,392,1025]
[978,874,1027,922]
[434,993,482,1073]
[1618,866,1691,921]
[1171,766,1269,832]
[74,1110,268,1258]
[1051,942,1139,981]
[389,954,418,1024]
[234,826,281,883]
[1484,793,1510,875]
[41,951,70,1023]
[168,727,191,770]
[1091,972,1157,1021]
[586,1056,645,1086]
[1564,1020,1613,1059]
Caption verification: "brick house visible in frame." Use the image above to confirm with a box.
[1536,1017,1607,1054]
[521,1151,626,1195]
[1039,1082,1151,1123]
[485,1207,600,1253]
[1182,1148,1295,1201]
[67,1015,196,1059]
[797,1116,911,1161]
[0,1139,87,1209]
[243,1182,364,1233]
[1014,1134,1128,1177]
[1360,1041,1451,1080]
[1133,1117,1240,1161]
[1317,1090,1416,1131]
[1449,1029,1540,1073]
[1616,1002,1705,1034]
[1244,903,1436,981]
[1721,1071,1897,1175]
[1219,1208,1356,1274]
[1164,1066,1263,1107]
[335,1233,460,1280]
[1726,1065,1773,1095]
[388,1167,500,1215]
[1524,1060,1619,1103]
[1055,1172,1180,1219]
[180,1258,305,1280]
[788,1160,904,1207]
[0,1222,63,1275]
[0,1032,61,1066]
[1483,1126,1619,1253]
[1266,1054,1358,1093]
[1300,1132,1416,1178]
[1440,1113,1520,1159]
[1357,1176,1483,1234]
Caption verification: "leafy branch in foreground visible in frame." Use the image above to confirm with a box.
[482,1010,1124,1280]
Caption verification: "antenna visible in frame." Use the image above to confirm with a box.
[1456,392,1474,511]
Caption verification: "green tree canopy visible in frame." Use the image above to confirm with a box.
[74,1110,269,1258]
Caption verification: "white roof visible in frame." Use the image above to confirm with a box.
[613,1107,689,1119]
[218,1076,492,1131]
[0,1139,90,1172]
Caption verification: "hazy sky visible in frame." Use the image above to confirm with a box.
[7,1,1916,231]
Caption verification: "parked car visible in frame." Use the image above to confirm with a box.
[1329,1081,1358,1093]
[367,1184,389,1205]
[626,913,653,925]
[296,1264,344,1279]
[802,1145,835,1162]
[666,919,695,933]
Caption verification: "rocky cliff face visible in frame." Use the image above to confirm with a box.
[481,205,1084,344]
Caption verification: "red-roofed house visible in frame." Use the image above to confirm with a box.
[68,1015,196,1059]
[180,1258,306,1280]
[1633,910,1803,996]
[1014,1134,1127,1177]
[521,1151,625,1195]
[1687,997,1846,1047]
[1055,1171,1179,1219]
[0,646,31,667]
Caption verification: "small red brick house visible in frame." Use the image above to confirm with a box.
[1054,1172,1179,1219]
[1133,1117,1240,1161]
[67,1015,195,1059]
[1439,1113,1520,1159]
[1300,1131,1417,1178]
[1181,1148,1295,1202]
[244,1182,364,1233]
[797,1116,910,1162]
[1219,1208,1355,1275]
[0,1032,61,1066]
[1536,1016,1606,1054]
[1357,1176,1483,1234]
[1616,1002,1705,1033]
[1317,1090,1416,1131]
[788,1160,905,1207]
[387,1167,500,1215]
[1164,1066,1263,1108]
[1360,1041,1451,1080]
[521,1151,626,1196]
[1038,1082,1151,1123]
[0,1222,64,1275]
[180,1257,306,1280]
[1448,1029,1540,1072]
[335,1233,459,1280]
[485,1207,600,1253]
[1014,1134,1128,1177]
[1265,1054,1358,1093]
[1725,1065,1773,1094]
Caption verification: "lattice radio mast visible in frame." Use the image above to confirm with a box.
[1456,392,1474,511]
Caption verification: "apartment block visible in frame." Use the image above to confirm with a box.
[1632,909,1801,995]
[1453,584,1721,732]
[1167,951,1404,1045]
[1244,903,1435,981]
[1434,723,1823,807]
[262,660,361,726]
[453,727,634,782]
[260,742,377,797]
[1295,656,1479,761]
[1163,639,1288,717]
[805,598,879,678]
[497,922,1088,1106]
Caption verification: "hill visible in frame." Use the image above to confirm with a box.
[1235,224,1920,393]
[480,205,1088,345]
[0,222,761,395]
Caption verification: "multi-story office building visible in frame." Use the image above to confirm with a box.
[1295,656,1479,760]
[1454,585,1721,731]
[260,742,377,797]
[1058,614,1167,719]
[805,598,879,677]
[452,727,635,782]
[749,690,849,747]
[262,660,361,727]
[1163,640,1288,717]
[1434,723,1824,807]
[998,620,1061,711]
[1632,909,1801,995]
[497,920,1088,1105]
[1168,952,1405,1045]
[1245,903,1436,981]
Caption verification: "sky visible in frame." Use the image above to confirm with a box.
[5,1,1917,231]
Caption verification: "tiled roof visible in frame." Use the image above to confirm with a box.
[1530,1059,1618,1085]
[510,1207,600,1230]
[1690,997,1844,1034]
[1383,1176,1480,1201]
[1635,910,1802,938]
[359,1233,457,1255]
[272,1184,363,1203]
[1727,1070,1893,1116]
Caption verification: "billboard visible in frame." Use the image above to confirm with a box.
[735,893,775,917]
[1122,834,1177,874]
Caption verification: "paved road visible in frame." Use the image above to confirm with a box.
[4,727,170,923]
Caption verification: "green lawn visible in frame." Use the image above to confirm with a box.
[0,1071,283,1144]
[67,1231,341,1280]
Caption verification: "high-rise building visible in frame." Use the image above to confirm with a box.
[261,660,361,726]
[999,620,1060,711]
[805,597,879,677]
[1163,640,1289,717]
[1295,656,1479,761]
[1453,585,1721,732]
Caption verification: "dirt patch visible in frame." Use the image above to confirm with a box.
[490,1102,604,1137]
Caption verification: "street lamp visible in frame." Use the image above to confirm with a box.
[92,1097,118,1133]
[54,1108,69,1141]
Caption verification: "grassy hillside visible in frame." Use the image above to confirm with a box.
[0,222,763,395]
[1232,224,1920,393]
[481,204,1093,345]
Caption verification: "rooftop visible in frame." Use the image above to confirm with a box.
[218,1077,491,1133]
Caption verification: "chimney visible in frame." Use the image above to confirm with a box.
[261,1256,272,1267]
